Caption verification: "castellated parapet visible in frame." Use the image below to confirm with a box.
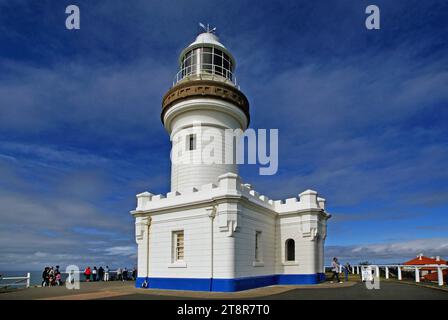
[135,173,327,215]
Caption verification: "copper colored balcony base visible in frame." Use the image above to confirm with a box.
[161,79,250,124]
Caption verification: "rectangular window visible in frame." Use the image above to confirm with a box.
[255,231,262,262]
[187,134,196,151]
[202,52,213,73]
[173,231,184,261]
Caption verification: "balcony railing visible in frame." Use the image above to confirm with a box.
[173,63,238,88]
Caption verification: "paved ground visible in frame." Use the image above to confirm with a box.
[262,281,448,300]
[0,280,447,300]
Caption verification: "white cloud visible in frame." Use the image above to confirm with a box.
[104,246,136,257]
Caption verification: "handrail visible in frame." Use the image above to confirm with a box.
[0,272,30,288]
[173,63,238,87]
[0,270,131,289]
[324,264,447,286]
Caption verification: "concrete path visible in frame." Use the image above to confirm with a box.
[0,280,447,300]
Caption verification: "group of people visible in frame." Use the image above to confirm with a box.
[83,266,109,282]
[114,267,137,281]
[83,266,137,282]
[329,257,352,283]
[41,265,137,286]
[41,266,62,287]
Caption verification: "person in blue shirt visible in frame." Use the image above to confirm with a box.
[343,262,351,281]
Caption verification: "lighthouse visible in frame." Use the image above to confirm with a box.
[162,28,249,192]
[132,26,331,292]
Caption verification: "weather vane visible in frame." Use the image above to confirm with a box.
[199,22,216,34]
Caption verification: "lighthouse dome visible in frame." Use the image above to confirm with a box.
[187,32,226,49]
[174,30,237,86]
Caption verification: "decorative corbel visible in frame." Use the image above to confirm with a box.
[135,217,151,243]
[217,210,240,237]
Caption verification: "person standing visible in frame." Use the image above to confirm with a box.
[98,266,104,282]
[55,272,62,286]
[104,266,110,281]
[41,267,48,287]
[92,266,97,282]
[330,257,343,283]
[48,267,55,286]
[84,266,91,282]
[116,267,122,281]
[123,267,128,281]
[343,262,350,282]
[55,265,62,286]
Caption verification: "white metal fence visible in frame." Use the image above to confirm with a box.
[0,273,31,288]
[325,264,448,286]
[0,270,129,289]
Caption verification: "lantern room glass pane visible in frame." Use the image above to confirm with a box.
[223,58,229,71]
[202,52,213,73]
[213,52,223,76]
[213,53,222,66]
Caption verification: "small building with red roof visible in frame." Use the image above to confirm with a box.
[403,254,447,281]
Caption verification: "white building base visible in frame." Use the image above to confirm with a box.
[131,172,330,292]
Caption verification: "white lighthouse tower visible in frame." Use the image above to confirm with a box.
[162,28,249,192]
[132,26,331,292]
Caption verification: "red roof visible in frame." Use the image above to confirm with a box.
[404,255,447,265]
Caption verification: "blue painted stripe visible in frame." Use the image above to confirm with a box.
[136,273,324,292]
[277,273,319,285]
[212,274,277,292]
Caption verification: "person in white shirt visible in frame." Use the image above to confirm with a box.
[104,266,110,281]
[92,266,97,281]
[330,257,343,283]
[117,267,122,281]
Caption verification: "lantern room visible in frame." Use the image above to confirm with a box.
[174,28,237,86]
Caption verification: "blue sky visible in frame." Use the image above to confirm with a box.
[0,0,447,270]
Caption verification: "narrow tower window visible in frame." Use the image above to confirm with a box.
[187,134,196,151]
[285,239,295,261]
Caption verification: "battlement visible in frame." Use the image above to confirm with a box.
[134,173,326,214]
[239,182,326,213]
[135,176,225,211]
[271,189,326,213]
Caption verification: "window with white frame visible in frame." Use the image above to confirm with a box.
[255,231,262,262]
[173,231,184,262]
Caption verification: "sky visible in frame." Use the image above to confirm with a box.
[0,0,447,271]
